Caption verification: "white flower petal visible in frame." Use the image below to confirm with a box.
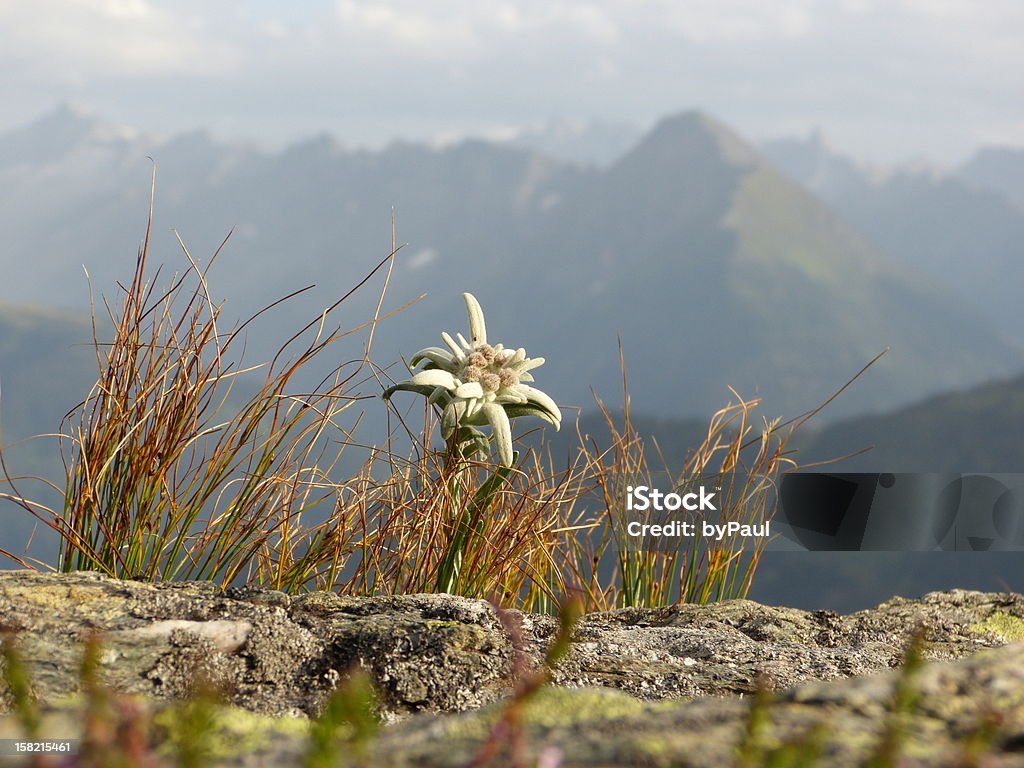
[496,389,528,405]
[455,381,484,399]
[456,332,472,351]
[441,332,465,361]
[512,357,545,373]
[411,347,459,370]
[504,403,559,426]
[464,293,487,345]
[410,369,459,390]
[514,384,561,427]
[482,402,513,466]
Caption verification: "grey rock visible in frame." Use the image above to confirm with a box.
[3,572,1024,765]
[4,643,1023,766]
[368,643,1024,767]
[1,571,1022,720]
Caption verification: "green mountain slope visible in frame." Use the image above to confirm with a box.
[508,112,1020,418]
[764,133,1024,343]
[800,372,1024,472]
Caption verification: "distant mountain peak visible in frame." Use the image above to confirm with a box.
[31,102,146,144]
[20,101,99,144]
[0,103,141,169]
[629,110,761,169]
[762,131,882,195]
[279,132,347,161]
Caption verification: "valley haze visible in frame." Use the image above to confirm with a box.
[1,103,1023,610]
[2,104,1022,423]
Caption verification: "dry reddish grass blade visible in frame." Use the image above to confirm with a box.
[1,181,402,587]
[560,340,870,610]
[304,404,596,613]
[567,384,798,610]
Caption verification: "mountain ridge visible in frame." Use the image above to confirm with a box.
[1,105,1019,424]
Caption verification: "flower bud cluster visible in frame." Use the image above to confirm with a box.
[461,343,520,394]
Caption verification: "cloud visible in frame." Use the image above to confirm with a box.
[333,1,480,55]
[0,0,237,78]
[648,0,816,43]
[1,1,1022,163]
[326,1,623,61]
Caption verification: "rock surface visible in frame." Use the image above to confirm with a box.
[5,645,1024,766]
[368,645,1024,767]
[2,571,1024,719]
[2,571,1024,765]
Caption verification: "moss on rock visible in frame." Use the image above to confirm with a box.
[968,611,1024,643]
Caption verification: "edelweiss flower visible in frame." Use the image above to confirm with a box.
[384,293,561,466]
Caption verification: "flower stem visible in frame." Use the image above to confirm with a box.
[434,438,516,595]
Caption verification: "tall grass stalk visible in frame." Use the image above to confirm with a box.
[2,185,405,586]
[552,342,792,609]
[565,345,882,610]
[328,405,595,611]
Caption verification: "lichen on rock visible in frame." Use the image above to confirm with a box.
[968,610,1024,643]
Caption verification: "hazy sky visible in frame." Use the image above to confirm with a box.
[1,0,1022,164]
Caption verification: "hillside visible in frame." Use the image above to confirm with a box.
[764,133,1024,341]
[505,112,1019,418]
[575,370,1024,474]
[800,371,1024,472]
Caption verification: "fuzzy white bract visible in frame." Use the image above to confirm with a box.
[384,293,561,466]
